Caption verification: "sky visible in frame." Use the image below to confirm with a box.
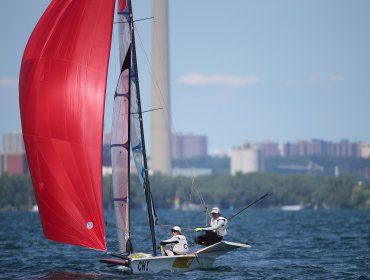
[1,0,369,153]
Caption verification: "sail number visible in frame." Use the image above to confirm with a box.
[137,260,150,271]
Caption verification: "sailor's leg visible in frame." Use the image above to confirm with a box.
[195,234,207,245]
[160,245,167,256]
[205,231,222,245]
[161,244,175,256]
[164,250,174,256]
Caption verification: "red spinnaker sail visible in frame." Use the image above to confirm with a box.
[19,0,115,250]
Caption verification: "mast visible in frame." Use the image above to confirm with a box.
[130,0,158,257]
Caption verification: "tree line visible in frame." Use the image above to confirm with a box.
[125,173,370,210]
[1,173,369,211]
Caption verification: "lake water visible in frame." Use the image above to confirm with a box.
[1,209,369,279]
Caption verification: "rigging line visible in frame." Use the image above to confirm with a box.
[228,193,269,221]
[130,107,163,115]
[147,19,185,149]
[156,223,194,232]
[114,17,154,24]
[130,234,146,253]
[143,19,169,111]
[135,21,193,181]
[134,21,201,206]
[134,16,154,22]
[179,176,209,227]
[156,225,170,238]
[190,176,209,215]
[134,20,190,154]
[133,24,168,111]
[187,177,197,205]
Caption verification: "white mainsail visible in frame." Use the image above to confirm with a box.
[112,0,157,255]
[111,2,132,254]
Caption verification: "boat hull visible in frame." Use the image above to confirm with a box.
[118,241,250,274]
[129,255,214,273]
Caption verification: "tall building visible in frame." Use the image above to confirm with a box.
[230,142,260,175]
[3,131,24,154]
[1,154,28,175]
[283,139,360,158]
[258,141,281,159]
[150,0,172,175]
[172,132,208,159]
[1,131,27,175]
[359,142,370,158]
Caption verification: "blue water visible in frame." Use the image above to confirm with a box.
[1,209,370,279]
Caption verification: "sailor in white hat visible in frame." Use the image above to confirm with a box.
[194,207,228,246]
[159,226,189,256]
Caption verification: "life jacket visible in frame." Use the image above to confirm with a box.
[172,235,188,254]
[210,217,228,236]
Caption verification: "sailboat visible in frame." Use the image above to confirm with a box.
[19,0,249,274]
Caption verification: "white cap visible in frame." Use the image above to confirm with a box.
[171,226,182,233]
[211,207,220,214]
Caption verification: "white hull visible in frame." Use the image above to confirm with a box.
[129,254,214,273]
[120,241,250,274]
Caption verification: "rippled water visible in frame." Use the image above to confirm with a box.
[1,209,370,279]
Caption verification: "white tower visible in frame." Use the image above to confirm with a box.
[150,0,172,175]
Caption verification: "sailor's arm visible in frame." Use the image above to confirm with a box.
[196,219,226,231]
[160,236,179,245]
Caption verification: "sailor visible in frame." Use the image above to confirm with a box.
[160,226,189,256]
[194,207,228,246]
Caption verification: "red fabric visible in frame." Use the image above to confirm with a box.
[19,0,115,250]
[118,0,127,13]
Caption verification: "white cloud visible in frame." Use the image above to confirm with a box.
[310,73,344,82]
[177,73,259,87]
[0,78,18,88]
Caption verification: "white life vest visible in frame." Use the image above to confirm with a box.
[210,217,228,237]
[172,235,188,254]
[162,234,189,254]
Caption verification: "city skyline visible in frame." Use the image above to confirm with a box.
[1,0,370,153]
[1,130,369,177]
